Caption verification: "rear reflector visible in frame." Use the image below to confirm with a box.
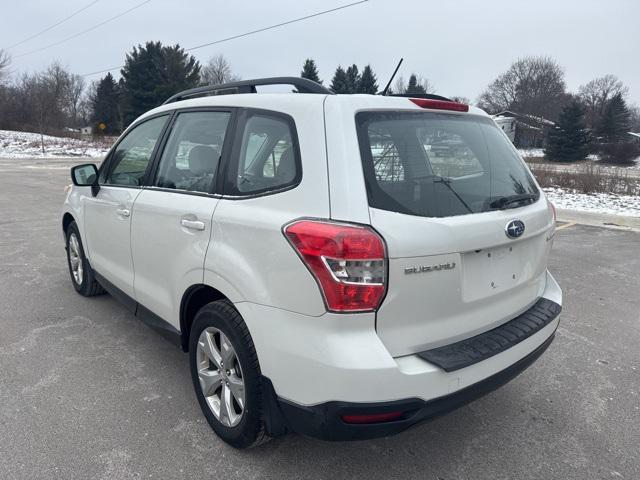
[283,220,387,312]
[341,412,404,424]
[409,98,469,112]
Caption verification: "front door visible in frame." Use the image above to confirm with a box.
[84,115,169,298]
[130,110,232,328]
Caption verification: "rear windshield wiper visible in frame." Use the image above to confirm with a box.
[489,193,539,210]
[432,175,473,213]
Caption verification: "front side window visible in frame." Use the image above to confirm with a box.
[233,114,299,194]
[105,116,167,186]
[155,111,231,193]
[357,111,539,218]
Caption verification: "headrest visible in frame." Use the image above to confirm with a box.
[275,147,295,182]
[188,145,219,175]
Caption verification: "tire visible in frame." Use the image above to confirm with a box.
[189,300,269,449]
[65,221,105,297]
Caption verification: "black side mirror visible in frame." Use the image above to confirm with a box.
[71,163,100,196]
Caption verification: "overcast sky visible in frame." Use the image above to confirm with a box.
[2,0,639,104]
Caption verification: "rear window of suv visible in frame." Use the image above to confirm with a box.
[356,111,539,218]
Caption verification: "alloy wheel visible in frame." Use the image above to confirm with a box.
[196,327,245,427]
[68,233,83,286]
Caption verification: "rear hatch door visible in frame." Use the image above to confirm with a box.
[356,108,555,357]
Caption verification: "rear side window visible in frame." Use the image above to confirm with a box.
[227,112,300,195]
[105,115,167,186]
[154,111,231,193]
[356,112,539,218]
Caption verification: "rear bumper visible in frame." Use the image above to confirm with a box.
[417,297,562,372]
[267,332,555,441]
[236,270,561,439]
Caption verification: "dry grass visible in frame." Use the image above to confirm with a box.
[523,156,548,164]
[530,163,640,196]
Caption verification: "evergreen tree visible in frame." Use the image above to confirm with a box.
[300,58,322,84]
[406,74,426,94]
[358,65,378,94]
[91,73,120,134]
[597,93,630,142]
[157,44,201,101]
[345,64,360,93]
[120,41,200,126]
[330,66,349,93]
[544,100,591,162]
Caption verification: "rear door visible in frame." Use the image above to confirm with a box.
[205,106,330,316]
[130,110,232,328]
[353,109,555,357]
[84,114,169,298]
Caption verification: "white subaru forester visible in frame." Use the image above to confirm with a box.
[61,77,562,448]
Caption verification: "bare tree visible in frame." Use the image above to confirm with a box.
[420,76,436,94]
[67,74,86,127]
[450,96,470,104]
[8,63,75,151]
[29,73,59,153]
[201,54,241,86]
[79,80,98,127]
[0,49,10,84]
[393,74,435,94]
[628,104,640,133]
[578,75,629,129]
[393,75,406,95]
[477,56,567,120]
[43,62,72,128]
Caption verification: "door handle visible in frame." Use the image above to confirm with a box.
[181,219,205,231]
[116,208,130,217]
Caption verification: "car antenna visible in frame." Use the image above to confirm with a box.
[380,58,403,96]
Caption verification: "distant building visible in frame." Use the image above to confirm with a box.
[492,110,555,148]
[80,126,93,135]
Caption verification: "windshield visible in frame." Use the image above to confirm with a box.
[356,111,539,218]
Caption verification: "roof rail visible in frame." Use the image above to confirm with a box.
[390,93,454,102]
[163,77,332,105]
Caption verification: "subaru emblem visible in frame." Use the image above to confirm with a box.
[505,219,525,239]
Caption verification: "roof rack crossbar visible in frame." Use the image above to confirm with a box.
[163,77,332,104]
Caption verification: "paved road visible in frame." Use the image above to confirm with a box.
[1,157,639,480]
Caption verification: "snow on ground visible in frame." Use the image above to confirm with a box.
[0,130,112,158]
[519,148,603,161]
[544,187,640,217]
[518,148,545,158]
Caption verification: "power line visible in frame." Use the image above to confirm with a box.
[185,0,369,52]
[80,0,369,78]
[12,0,154,59]
[5,0,101,50]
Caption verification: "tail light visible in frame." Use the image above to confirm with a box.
[409,98,469,112]
[283,220,387,312]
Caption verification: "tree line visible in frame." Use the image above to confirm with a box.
[0,45,638,164]
[300,58,435,95]
[0,44,241,136]
[476,55,639,163]
[0,59,86,136]
[0,44,442,137]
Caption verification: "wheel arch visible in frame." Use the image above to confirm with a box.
[180,284,229,352]
[62,212,75,234]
